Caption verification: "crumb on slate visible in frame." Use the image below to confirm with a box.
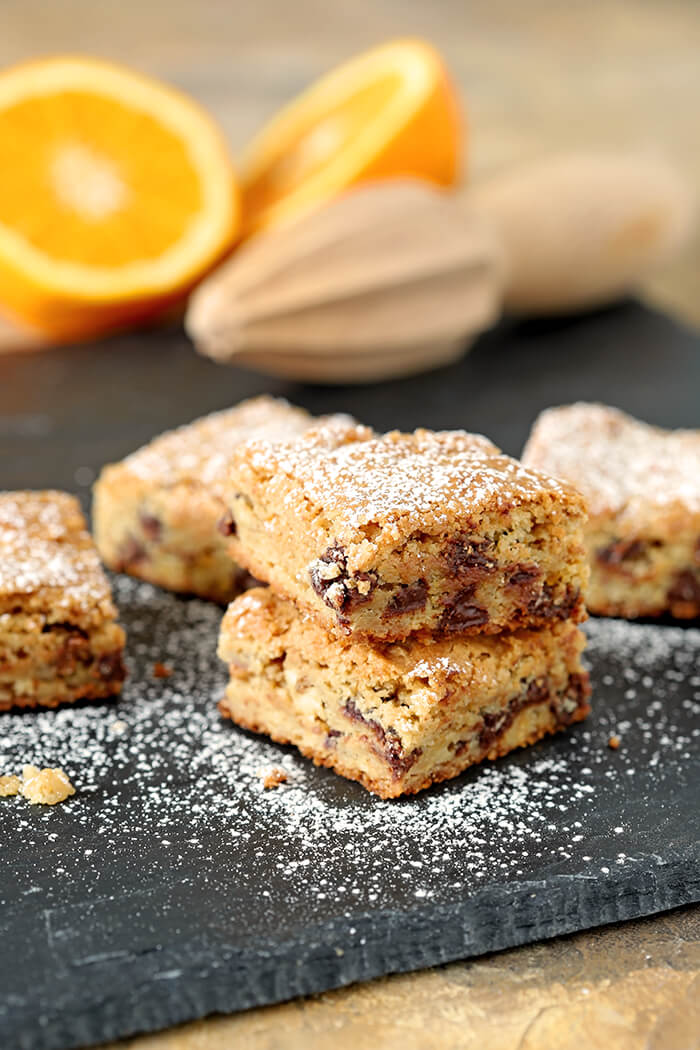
[0,774,21,797]
[153,661,173,679]
[110,719,128,735]
[20,765,75,805]
[608,735,621,750]
[261,767,288,790]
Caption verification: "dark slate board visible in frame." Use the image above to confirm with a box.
[0,300,699,1050]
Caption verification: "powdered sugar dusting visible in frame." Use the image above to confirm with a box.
[238,426,583,534]
[409,654,464,679]
[0,491,115,614]
[2,578,698,913]
[119,397,314,490]
[522,402,700,520]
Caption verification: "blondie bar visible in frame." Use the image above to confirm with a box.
[522,403,700,619]
[0,492,125,710]
[222,423,588,640]
[93,397,319,603]
[218,588,590,798]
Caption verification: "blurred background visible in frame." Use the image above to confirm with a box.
[2,0,699,326]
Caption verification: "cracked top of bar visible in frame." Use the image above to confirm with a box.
[230,422,585,542]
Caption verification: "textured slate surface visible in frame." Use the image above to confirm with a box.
[0,300,699,1050]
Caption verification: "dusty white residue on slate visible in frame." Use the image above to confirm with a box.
[1,577,698,911]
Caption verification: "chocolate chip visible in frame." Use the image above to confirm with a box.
[139,511,162,541]
[525,678,550,704]
[217,510,237,537]
[383,579,428,617]
[471,669,590,754]
[445,538,496,577]
[507,564,542,588]
[668,570,700,605]
[529,583,580,621]
[478,708,510,750]
[310,545,346,597]
[309,545,377,614]
[343,697,366,724]
[439,588,489,632]
[342,699,419,776]
[54,633,92,671]
[116,535,147,568]
[98,652,126,681]
[383,729,421,776]
[41,621,88,638]
[597,538,647,567]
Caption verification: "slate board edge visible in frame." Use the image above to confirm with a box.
[11,848,700,1050]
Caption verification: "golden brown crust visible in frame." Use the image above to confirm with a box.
[224,425,589,639]
[218,588,590,798]
[0,670,125,712]
[219,683,589,800]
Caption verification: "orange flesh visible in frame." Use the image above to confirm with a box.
[244,74,401,215]
[0,91,202,266]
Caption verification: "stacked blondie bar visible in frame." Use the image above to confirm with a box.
[217,421,592,797]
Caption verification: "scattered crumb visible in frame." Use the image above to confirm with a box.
[0,774,21,797]
[110,720,128,735]
[608,735,621,750]
[20,765,75,806]
[153,662,173,679]
[262,767,288,790]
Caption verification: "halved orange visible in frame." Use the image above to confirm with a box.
[0,56,239,341]
[239,39,462,236]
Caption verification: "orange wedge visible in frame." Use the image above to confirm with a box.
[240,39,461,236]
[0,56,239,341]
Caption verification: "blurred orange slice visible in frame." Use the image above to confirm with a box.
[240,39,462,236]
[0,56,239,341]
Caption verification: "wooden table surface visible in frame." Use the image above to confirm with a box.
[3,3,699,1048]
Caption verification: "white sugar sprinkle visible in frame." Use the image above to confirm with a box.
[120,397,314,491]
[523,402,700,519]
[239,425,580,534]
[1,578,698,907]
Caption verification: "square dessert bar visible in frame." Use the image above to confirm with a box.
[93,396,321,603]
[222,423,589,640]
[522,403,700,619]
[0,491,125,711]
[218,588,591,798]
